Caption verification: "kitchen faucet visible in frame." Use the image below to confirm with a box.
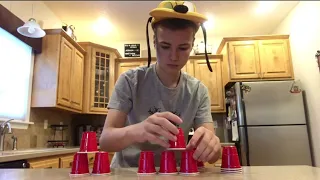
[0,119,14,151]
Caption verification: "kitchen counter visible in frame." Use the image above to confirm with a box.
[0,166,319,180]
[0,147,80,163]
[0,143,233,163]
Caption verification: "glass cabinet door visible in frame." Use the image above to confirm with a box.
[91,48,110,112]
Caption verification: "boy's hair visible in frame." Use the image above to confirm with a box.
[152,18,198,35]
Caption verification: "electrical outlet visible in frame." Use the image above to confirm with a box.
[59,122,63,130]
[44,119,48,129]
[213,121,218,128]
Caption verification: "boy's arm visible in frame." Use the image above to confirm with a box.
[99,109,138,152]
[186,84,221,163]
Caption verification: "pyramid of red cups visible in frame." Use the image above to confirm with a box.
[69,129,242,177]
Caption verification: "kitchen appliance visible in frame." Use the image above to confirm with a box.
[62,24,77,41]
[193,41,212,55]
[226,81,314,166]
[75,125,103,146]
[0,160,29,168]
[47,125,69,148]
[75,125,92,146]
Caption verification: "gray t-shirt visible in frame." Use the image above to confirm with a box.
[107,63,213,168]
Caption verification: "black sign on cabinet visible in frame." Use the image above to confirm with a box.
[124,44,140,57]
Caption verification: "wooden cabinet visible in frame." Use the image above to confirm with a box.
[28,157,60,169]
[217,35,294,86]
[191,55,225,112]
[31,29,86,113]
[258,39,293,78]
[114,57,155,82]
[87,153,95,168]
[59,154,74,168]
[78,42,121,114]
[114,56,225,112]
[117,61,145,79]
[228,40,261,79]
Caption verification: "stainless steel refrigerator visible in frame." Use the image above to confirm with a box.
[228,81,314,166]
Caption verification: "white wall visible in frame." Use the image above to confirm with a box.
[0,1,62,29]
[272,1,320,166]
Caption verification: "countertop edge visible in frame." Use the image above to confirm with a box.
[0,148,79,163]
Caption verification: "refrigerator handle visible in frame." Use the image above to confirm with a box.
[235,83,245,126]
[239,127,250,166]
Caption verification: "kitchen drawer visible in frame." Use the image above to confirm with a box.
[87,153,95,168]
[28,157,60,169]
[59,154,74,168]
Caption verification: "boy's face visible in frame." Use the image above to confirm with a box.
[154,25,194,74]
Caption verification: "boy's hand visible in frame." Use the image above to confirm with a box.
[186,126,221,163]
[132,112,182,148]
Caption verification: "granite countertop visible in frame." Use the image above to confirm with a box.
[0,166,319,180]
[0,147,81,163]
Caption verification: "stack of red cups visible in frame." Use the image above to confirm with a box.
[70,131,111,177]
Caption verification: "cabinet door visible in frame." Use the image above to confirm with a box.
[60,155,74,168]
[70,49,84,111]
[228,41,261,79]
[88,153,95,168]
[57,37,73,107]
[258,39,293,79]
[90,49,111,112]
[182,60,194,76]
[193,59,224,111]
[116,61,144,81]
[46,159,60,168]
[29,158,60,169]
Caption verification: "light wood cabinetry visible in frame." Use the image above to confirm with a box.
[31,29,86,113]
[228,40,261,79]
[258,39,293,78]
[27,152,115,169]
[28,157,60,169]
[78,42,122,114]
[114,57,157,82]
[87,153,95,168]
[114,55,225,112]
[59,154,74,168]
[191,55,225,112]
[216,35,294,86]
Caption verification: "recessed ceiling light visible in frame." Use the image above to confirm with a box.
[92,17,113,36]
[255,1,278,14]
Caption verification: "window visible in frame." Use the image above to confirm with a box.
[0,27,34,126]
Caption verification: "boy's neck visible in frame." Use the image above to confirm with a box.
[155,64,181,88]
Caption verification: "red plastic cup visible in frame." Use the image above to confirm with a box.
[70,153,89,176]
[179,150,199,174]
[221,146,241,169]
[92,152,111,175]
[222,146,238,155]
[159,151,178,174]
[138,151,156,174]
[169,128,186,149]
[79,131,98,152]
[197,161,204,168]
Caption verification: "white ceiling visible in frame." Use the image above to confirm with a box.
[44,1,299,42]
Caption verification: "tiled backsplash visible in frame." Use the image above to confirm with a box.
[3,109,227,151]
[3,108,72,150]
